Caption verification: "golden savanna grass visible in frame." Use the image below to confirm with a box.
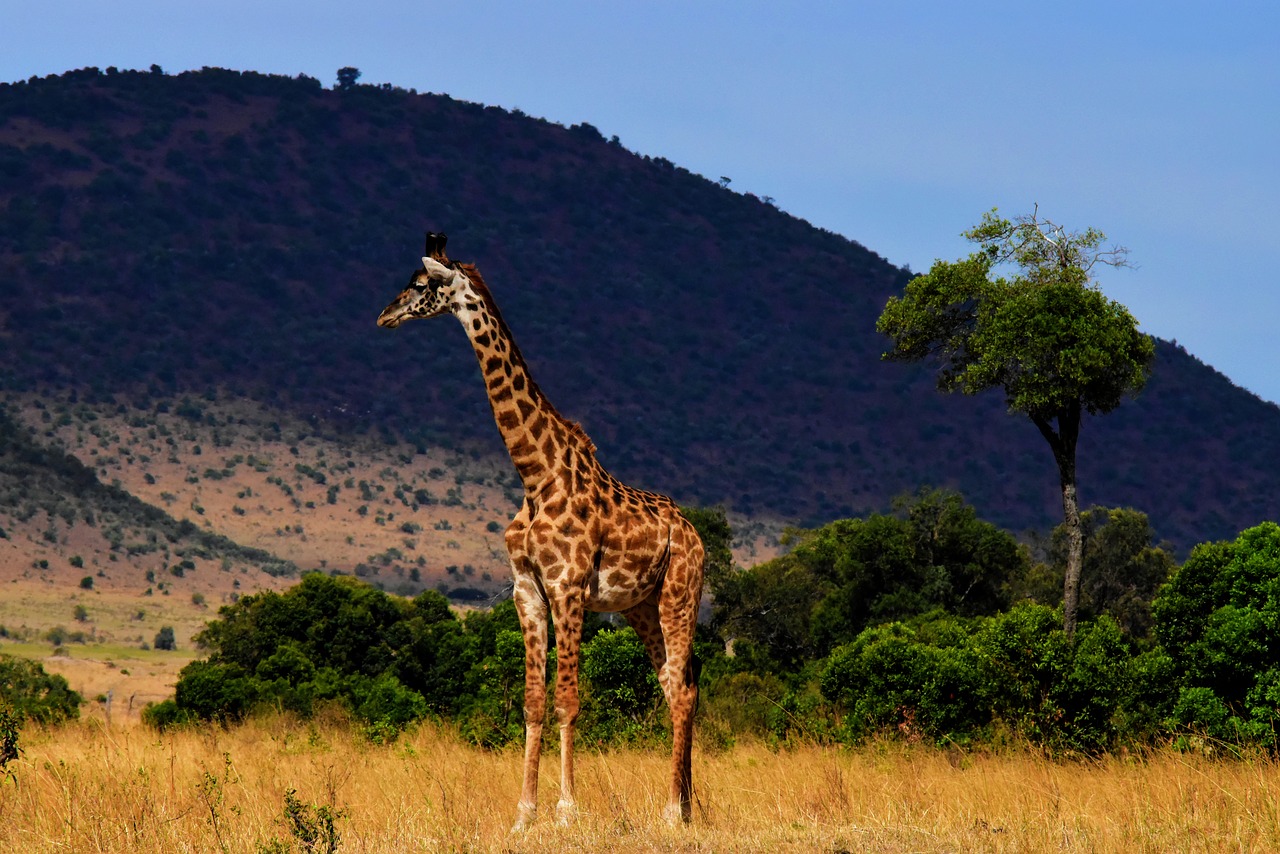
[3,714,1279,853]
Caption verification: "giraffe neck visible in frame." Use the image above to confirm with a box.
[451,266,592,494]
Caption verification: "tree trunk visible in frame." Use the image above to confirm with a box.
[1032,405,1083,638]
[1058,464,1083,638]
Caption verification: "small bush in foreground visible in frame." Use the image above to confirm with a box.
[0,653,82,724]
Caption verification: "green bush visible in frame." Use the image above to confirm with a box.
[819,605,1139,753]
[1,704,21,781]
[1153,522,1280,748]
[0,654,82,723]
[1169,687,1233,742]
[253,642,324,716]
[455,626,527,749]
[579,627,663,745]
[161,575,490,738]
[1117,647,1177,739]
[174,660,258,721]
[136,516,1280,755]
[140,698,192,729]
[349,674,428,737]
[821,618,988,745]
[701,670,787,739]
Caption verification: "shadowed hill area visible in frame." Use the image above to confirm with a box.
[0,404,294,577]
[1,66,1278,550]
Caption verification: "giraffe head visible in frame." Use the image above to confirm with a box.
[376,233,471,328]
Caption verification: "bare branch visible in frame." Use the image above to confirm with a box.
[995,205,1132,274]
[1088,244,1133,271]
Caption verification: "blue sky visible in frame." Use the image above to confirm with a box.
[5,1,1278,403]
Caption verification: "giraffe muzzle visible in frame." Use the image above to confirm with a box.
[377,303,407,328]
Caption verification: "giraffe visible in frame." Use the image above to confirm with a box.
[377,233,705,831]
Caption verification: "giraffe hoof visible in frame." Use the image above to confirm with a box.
[555,799,579,826]
[509,803,536,834]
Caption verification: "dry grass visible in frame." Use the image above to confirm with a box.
[0,580,227,722]
[2,715,1278,853]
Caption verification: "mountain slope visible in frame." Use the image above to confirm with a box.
[1,66,1278,550]
[0,400,295,585]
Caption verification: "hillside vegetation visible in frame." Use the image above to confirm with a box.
[2,66,1279,551]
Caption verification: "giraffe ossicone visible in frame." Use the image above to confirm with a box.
[378,232,706,831]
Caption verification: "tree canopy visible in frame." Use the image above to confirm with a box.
[877,209,1155,635]
[878,209,1152,419]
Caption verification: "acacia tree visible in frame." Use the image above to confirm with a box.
[876,208,1154,637]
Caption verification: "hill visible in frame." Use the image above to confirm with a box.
[2,66,1279,553]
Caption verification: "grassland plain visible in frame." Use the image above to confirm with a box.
[2,712,1278,853]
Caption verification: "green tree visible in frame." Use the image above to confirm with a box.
[877,208,1155,636]
[805,490,1027,653]
[1041,507,1175,638]
[719,489,1027,662]
[335,67,361,91]
[709,550,824,672]
[154,625,176,650]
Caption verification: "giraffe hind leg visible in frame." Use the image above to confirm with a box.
[622,599,668,686]
[656,553,702,825]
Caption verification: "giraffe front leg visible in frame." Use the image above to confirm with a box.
[510,569,548,834]
[548,584,586,826]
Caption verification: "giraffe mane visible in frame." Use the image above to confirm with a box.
[457,263,598,455]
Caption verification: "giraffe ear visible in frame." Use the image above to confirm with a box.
[421,256,432,269]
